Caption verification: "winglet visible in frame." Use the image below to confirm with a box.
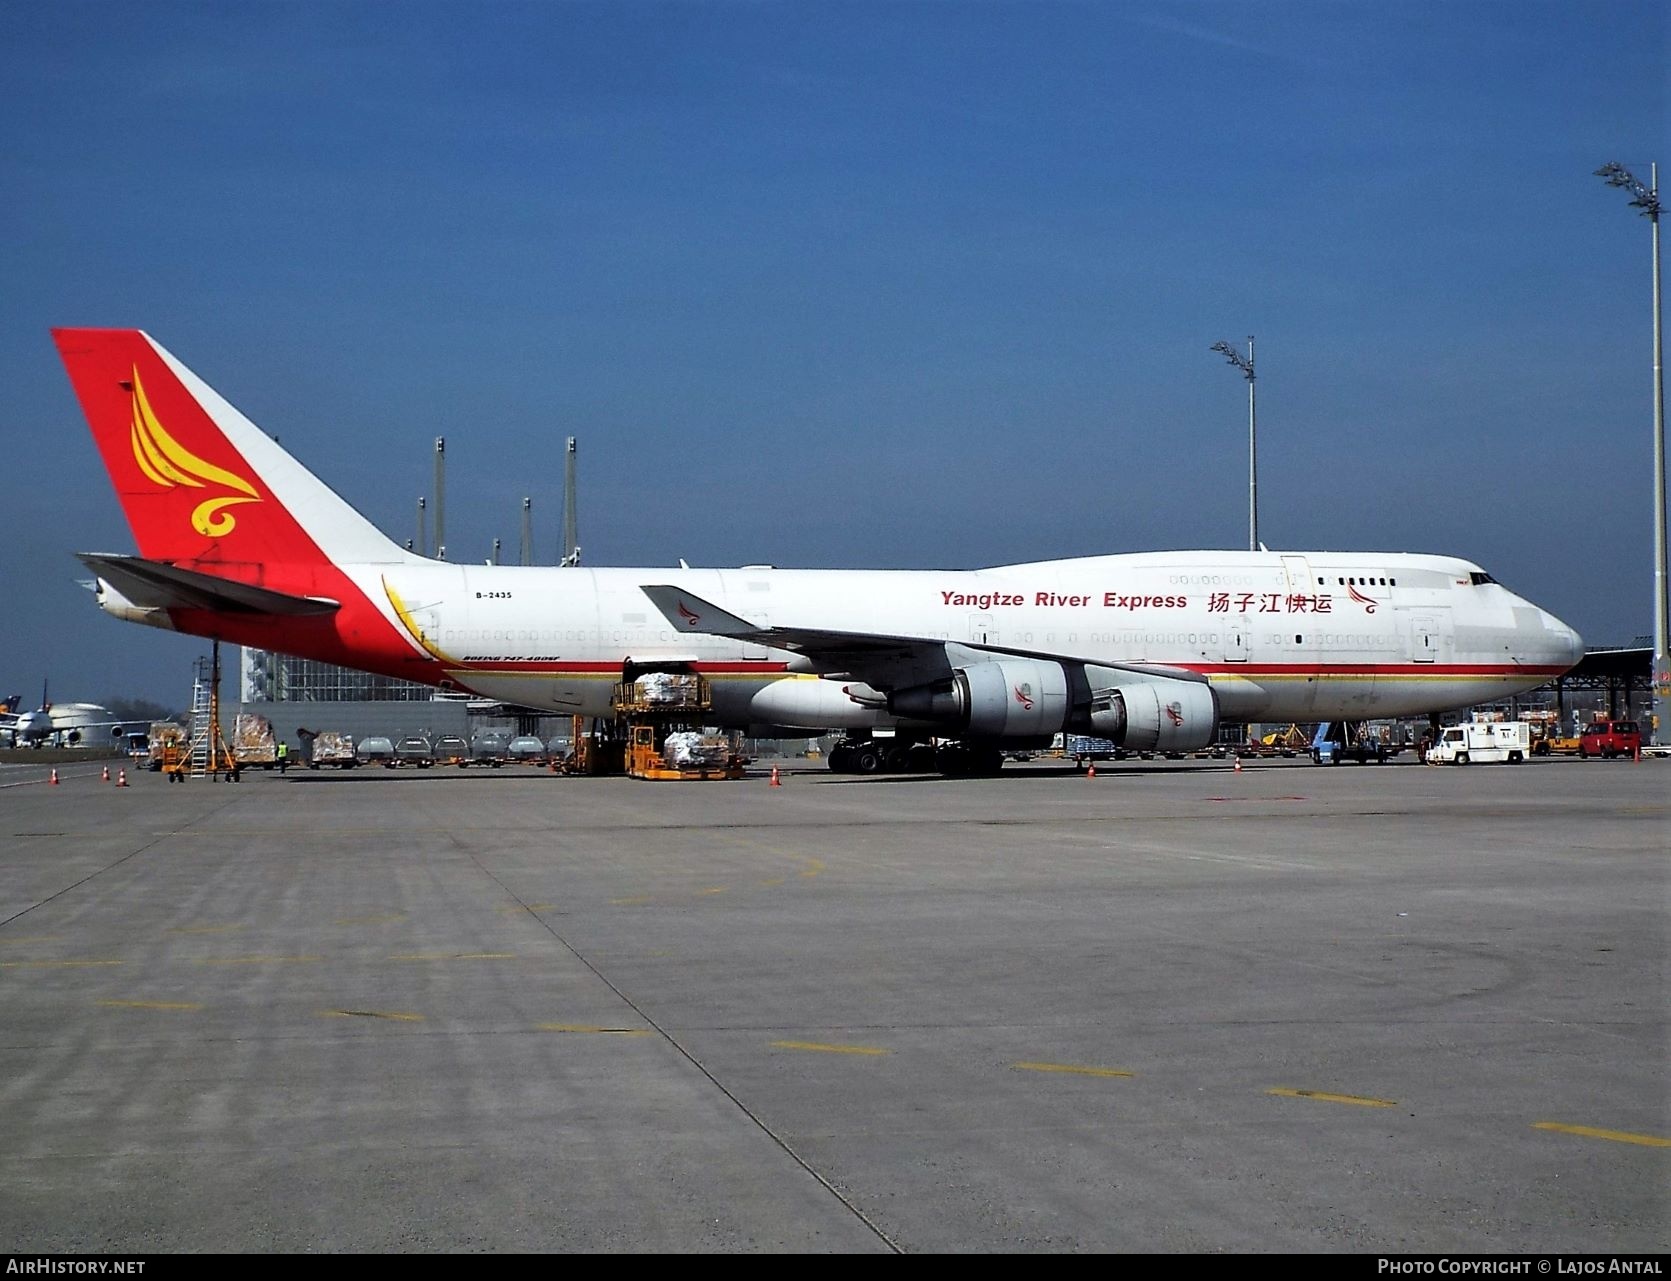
[640,586,763,638]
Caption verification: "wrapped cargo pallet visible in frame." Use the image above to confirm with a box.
[232,713,277,767]
[636,672,702,706]
[312,732,355,769]
[662,731,729,768]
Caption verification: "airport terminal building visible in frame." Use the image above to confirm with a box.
[237,648,470,746]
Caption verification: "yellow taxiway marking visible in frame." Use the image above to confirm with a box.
[166,924,245,935]
[0,959,124,969]
[536,1024,652,1036]
[1011,1061,1135,1079]
[1267,1087,1396,1109]
[332,913,405,927]
[388,951,516,962]
[759,877,786,888]
[97,999,202,1011]
[1533,1122,1671,1148]
[324,1009,426,1022]
[772,1040,890,1057]
[193,955,322,965]
[712,830,825,882]
[610,896,654,906]
[698,887,727,896]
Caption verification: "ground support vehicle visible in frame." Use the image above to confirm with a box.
[507,735,547,764]
[1310,721,1398,764]
[1427,720,1530,765]
[231,713,278,770]
[1579,720,1641,759]
[613,673,742,780]
[470,731,511,768]
[309,731,356,768]
[146,722,185,771]
[355,736,395,766]
[392,735,434,768]
[1532,729,1583,756]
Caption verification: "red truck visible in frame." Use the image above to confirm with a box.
[1579,720,1641,759]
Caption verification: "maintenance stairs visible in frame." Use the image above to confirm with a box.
[186,658,214,776]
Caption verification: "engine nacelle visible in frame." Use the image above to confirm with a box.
[1083,675,1218,753]
[890,659,1069,739]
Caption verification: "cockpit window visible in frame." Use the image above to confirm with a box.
[1469,572,1496,585]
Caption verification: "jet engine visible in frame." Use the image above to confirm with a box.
[889,658,1218,752]
[1080,671,1218,753]
[889,659,1068,739]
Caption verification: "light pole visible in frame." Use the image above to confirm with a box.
[1596,161,1667,746]
[1211,336,1258,551]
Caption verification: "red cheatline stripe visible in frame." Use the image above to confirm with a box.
[436,659,793,674]
[1180,663,1570,677]
[429,658,1560,678]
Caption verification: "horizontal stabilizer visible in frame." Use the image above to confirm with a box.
[78,553,341,617]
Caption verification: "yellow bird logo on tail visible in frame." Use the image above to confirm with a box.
[128,366,259,537]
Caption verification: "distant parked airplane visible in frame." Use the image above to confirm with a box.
[0,680,121,748]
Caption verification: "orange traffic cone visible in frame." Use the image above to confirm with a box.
[1233,756,1243,774]
[1086,761,1096,779]
[769,765,781,787]
[102,765,111,782]
[49,768,60,786]
[116,769,129,787]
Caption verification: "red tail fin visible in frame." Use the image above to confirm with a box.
[53,329,400,569]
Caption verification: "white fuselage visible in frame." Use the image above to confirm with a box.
[362,549,1581,730]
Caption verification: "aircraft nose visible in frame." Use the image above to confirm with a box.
[1544,612,1583,670]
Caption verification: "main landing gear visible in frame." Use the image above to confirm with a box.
[826,737,1006,777]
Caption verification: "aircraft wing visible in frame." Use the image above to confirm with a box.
[78,554,341,617]
[639,585,1209,691]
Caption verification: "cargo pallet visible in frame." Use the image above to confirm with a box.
[551,674,743,780]
[613,676,742,781]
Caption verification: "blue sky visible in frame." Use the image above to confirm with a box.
[1,1,1664,707]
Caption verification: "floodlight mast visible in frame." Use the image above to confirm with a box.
[1211,337,1258,552]
[1596,161,1667,746]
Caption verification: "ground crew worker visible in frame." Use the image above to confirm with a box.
[277,741,289,773]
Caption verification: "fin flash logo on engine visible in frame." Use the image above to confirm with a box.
[128,367,260,537]
[1164,702,1185,727]
[1013,683,1035,711]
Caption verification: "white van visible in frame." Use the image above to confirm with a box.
[1428,721,1530,765]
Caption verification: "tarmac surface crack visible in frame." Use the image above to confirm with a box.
[445,828,906,1254]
